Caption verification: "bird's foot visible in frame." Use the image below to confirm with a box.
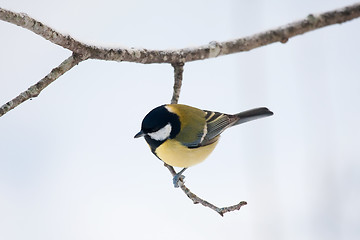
[172,168,187,188]
[173,173,185,188]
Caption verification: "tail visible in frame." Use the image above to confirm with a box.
[232,107,273,126]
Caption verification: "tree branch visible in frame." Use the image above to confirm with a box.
[1,3,360,117]
[1,3,360,64]
[1,3,360,215]
[0,53,87,117]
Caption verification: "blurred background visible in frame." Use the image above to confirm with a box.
[1,0,359,239]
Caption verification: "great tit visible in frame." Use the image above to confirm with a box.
[134,104,273,187]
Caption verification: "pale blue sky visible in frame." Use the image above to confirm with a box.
[1,1,360,239]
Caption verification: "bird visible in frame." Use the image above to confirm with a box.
[134,104,273,187]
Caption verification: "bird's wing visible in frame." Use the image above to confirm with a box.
[169,105,208,148]
[175,109,232,148]
[183,107,273,148]
[199,110,238,147]
[171,106,237,148]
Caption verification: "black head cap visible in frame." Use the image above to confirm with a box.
[135,105,180,153]
[141,105,180,138]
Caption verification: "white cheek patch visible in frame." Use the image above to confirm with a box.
[148,123,172,141]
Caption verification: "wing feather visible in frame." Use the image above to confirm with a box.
[200,110,237,146]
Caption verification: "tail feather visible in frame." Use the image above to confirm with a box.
[233,107,273,126]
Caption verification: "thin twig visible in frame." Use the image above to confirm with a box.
[170,62,184,104]
[166,60,246,216]
[0,53,87,117]
[1,3,360,63]
[164,163,247,216]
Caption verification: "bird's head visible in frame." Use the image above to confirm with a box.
[134,105,180,142]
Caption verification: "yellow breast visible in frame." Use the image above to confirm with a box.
[155,138,219,168]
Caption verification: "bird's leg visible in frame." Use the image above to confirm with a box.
[173,168,187,188]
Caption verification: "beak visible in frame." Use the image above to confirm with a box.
[134,130,145,138]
